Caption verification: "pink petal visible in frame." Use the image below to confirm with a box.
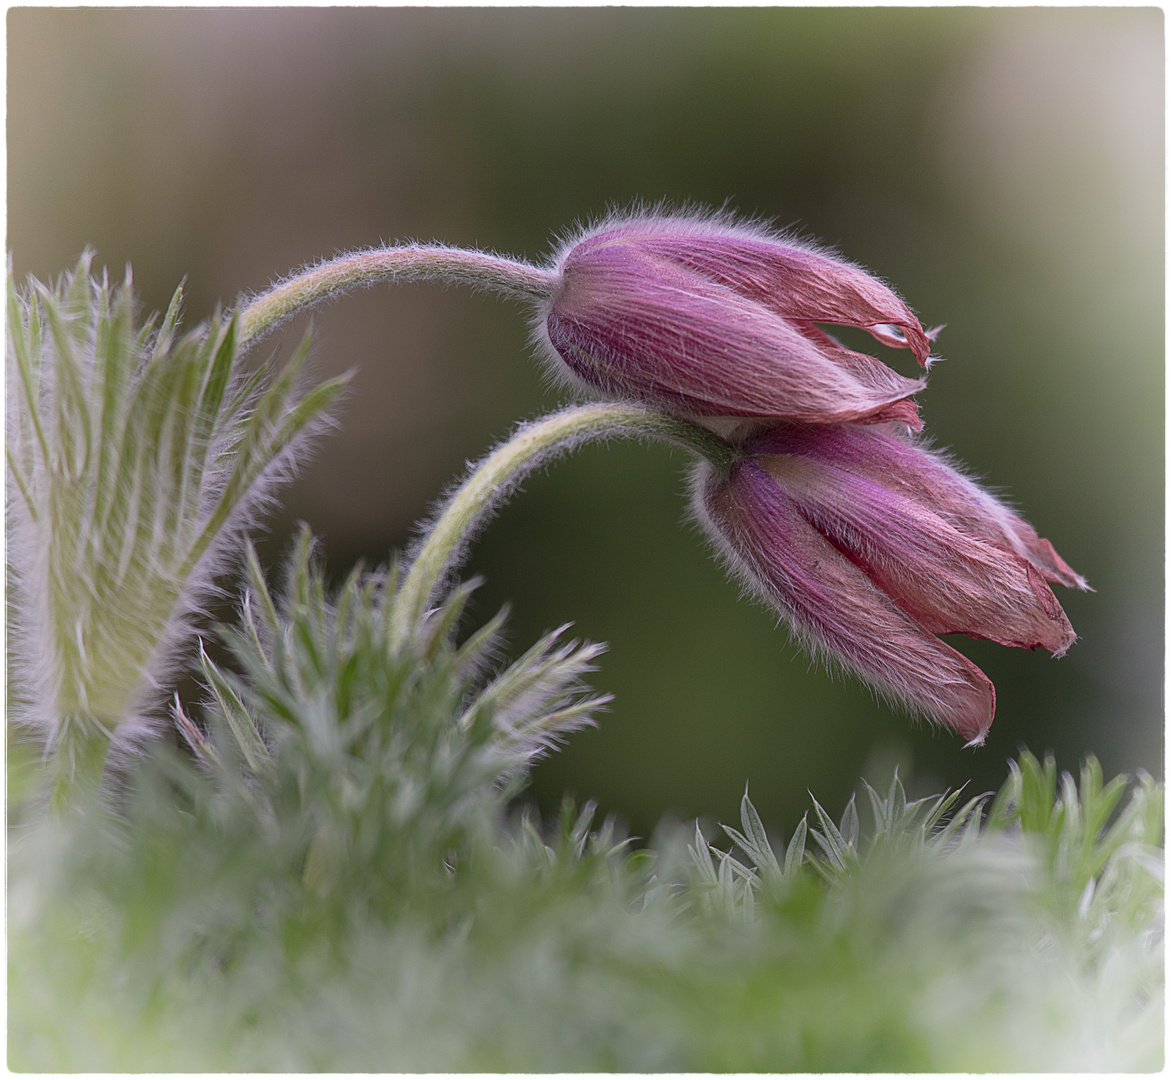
[749,422,1089,591]
[748,434,1076,656]
[696,458,996,742]
[547,242,926,427]
[598,227,934,366]
[999,519,1088,591]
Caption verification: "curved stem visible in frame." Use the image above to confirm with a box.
[390,403,737,651]
[237,245,556,351]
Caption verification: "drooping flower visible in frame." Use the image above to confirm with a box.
[692,422,1087,744]
[537,210,934,431]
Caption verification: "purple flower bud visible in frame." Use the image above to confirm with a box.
[538,211,933,430]
[693,422,1087,745]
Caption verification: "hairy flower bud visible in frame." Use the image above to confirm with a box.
[693,422,1087,744]
[538,211,933,430]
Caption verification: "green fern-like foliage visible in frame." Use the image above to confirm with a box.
[5,254,348,801]
[179,526,609,909]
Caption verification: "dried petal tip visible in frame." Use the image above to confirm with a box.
[692,421,1083,742]
[537,210,932,429]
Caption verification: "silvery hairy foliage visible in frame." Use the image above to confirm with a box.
[9,736,1162,1071]
[178,526,609,902]
[6,254,346,801]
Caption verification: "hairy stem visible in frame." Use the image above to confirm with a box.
[390,403,737,650]
[237,246,556,350]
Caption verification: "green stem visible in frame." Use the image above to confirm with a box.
[390,403,737,650]
[237,245,555,351]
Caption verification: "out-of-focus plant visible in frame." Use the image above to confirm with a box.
[10,684,1163,1072]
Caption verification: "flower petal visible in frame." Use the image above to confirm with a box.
[748,422,1089,591]
[748,437,1076,655]
[603,227,935,365]
[546,241,926,427]
[695,457,996,742]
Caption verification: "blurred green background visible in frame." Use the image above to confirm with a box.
[9,7,1163,836]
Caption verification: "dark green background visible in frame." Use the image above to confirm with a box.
[9,7,1163,835]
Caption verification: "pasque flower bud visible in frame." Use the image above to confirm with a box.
[537,211,934,430]
[693,422,1087,745]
